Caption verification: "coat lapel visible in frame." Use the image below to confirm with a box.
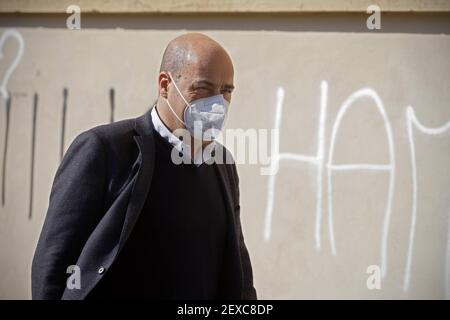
[117,107,155,253]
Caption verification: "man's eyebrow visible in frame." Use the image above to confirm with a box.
[192,80,234,90]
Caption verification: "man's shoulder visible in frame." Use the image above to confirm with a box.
[89,117,136,142]
[70,116,140,163]
[69,115,140,153]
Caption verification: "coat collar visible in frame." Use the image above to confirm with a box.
[134,105,155,137]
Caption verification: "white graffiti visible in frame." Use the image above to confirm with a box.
[263,87,284,241]
[264,82,328,246]
[327,87,395,282]
[404,106,450,292]
[0,29,24,100]
[264,81,450,291]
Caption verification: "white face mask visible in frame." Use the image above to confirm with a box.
[164,72,230,141]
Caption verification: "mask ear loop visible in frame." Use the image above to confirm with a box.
[164,71,189,126]
[165,95,187,126]
[168,72,192,107]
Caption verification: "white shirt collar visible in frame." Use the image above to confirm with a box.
[150,106,216,166]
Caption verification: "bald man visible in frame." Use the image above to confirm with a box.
[31,33,257,300]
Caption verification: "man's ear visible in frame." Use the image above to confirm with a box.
[158,72,170,98]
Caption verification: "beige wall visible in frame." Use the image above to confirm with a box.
[0,8,450,299]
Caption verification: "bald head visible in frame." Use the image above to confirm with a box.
[159,33,233,80]
[156,33,235,136]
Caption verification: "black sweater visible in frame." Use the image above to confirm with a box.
[87,129,228,299]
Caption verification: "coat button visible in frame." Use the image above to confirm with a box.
[98,266,105,274]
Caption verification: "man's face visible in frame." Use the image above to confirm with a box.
[167,51,234,116]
